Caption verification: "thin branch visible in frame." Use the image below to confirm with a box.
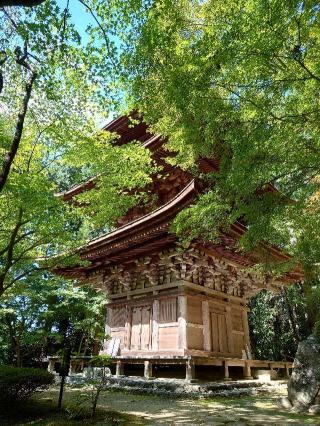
[0,222,31,257]
[78,0,118,70]
[60,0,70,47]
[294,58,320,83]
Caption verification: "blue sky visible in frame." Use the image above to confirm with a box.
[56,0,117,125]
[56,0,95,43]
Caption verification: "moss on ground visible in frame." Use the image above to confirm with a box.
[198,394,319,424]
[1,386,320,425]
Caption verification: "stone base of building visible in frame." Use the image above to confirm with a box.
[103,375,288,398]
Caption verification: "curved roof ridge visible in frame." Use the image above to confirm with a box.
[85,179,198,251]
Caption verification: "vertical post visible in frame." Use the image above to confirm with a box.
[116,360,124,377]
[223,360,231,381]
[285,363,290,379]
[105,307,112,345]
[269,362,275,380]
[243,361,253,380]
[185,358,195,381]
[152,299,160,351]
[178,295,187,350]
[124,305,132,350]
[202,300,211,351]
[144,360,153,379]
[242,308,251,354]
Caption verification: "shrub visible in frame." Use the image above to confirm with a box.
[0,365,54,403]
[89,354,111,367]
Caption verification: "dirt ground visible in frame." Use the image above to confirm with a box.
[36,385,320,425]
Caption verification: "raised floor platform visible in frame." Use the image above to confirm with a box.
[111,355,292,381]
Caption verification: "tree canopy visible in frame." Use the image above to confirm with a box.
[121,0,320,275]
[1,0,320,367]
[0,274,106,366]
[0,1,156,298]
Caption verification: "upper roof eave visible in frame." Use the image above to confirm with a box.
[82,179,199,257]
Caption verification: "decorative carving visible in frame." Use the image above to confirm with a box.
[99,247,280,298]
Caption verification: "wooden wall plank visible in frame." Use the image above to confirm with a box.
[159,326,179,350]
[211,313,219,353]
[225,306,234,354]
[218,313,229,353]
[187,296,203,324]
[187,326,204,350]
[130,307,142,350]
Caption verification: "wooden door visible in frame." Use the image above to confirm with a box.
[130,306,152,350]
[211,312,229,354]
[140,307,151,350]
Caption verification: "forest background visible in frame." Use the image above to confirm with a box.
[0,0,318,368]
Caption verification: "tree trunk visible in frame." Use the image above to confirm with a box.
[58,374,66,410]
[57,344,71,409]
[15,339,23,367]
[91,385,102,419]
[0,72,36,193]
[281,286,301,344]
[57,317,71,410]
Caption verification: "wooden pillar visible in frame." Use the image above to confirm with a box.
[104,307,112,344]
[185,358,195,381]
[223,360,231,381]
[285,363,290,379]
[243,361,253,380]
[116,360,124,377]
[124,305,132,350]
[242,308,251,352]
[202,300,211,351]
[144,361,153,379]
[178,295,187,350]
[225,306,234,355]
[152,299,159,350]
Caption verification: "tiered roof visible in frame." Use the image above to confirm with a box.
[58,115,302,288]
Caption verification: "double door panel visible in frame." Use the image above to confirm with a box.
[211,312,229,354]
[130,306,152,350]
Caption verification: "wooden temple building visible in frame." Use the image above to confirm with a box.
[58,115,300,381]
